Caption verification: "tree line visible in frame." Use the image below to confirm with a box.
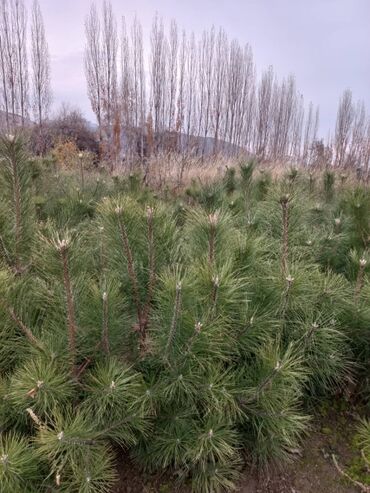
[85,2,369,171]
[0,0,368,172]
[0,0,51,132]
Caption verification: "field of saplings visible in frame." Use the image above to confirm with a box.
[0,136,369,492]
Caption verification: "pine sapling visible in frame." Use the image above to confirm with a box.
[115,206,144,345]
[280,194,291,278]
[142,206,156,333]
[54,235,78,377]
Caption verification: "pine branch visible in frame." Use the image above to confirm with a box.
[54,237,78,378]
[0,298,44,351]
[115,207,144,337]
[142,206,156,333]
[208,212,219,266]
[354,258,367,303]
[165,281,182,358]
[101,291,109,355]
[11,153,22,274]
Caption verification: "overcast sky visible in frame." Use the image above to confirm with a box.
[27,0,370,137]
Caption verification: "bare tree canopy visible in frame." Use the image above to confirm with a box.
[31,0,51,127]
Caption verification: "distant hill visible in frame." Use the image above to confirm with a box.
[0,110,33,132]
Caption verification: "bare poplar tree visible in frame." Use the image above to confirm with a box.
[13,0,28,125]
[150,13,167,150]
[167,19,178,133]
[1,0,17,129]
[175,29,186,149]
[347,101,366,169]
[120,16,133,160]
[184,32,197,154]
[334,89,354,167]
[31,0,51,128]
[130,15,146,159]
[255,66,274,159]
[101,0,118,160]
[0,1,11,131]
[212,28,227,155]
[85,2,103,143]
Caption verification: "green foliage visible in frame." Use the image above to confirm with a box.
[0,432,43,493]
[0,138,369,492]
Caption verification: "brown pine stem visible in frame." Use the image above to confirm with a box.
[208,212,219,266]
[165,282,182,358]
[304,321,319,350]
[99,226,107,275]
[256,360,282,397]
[102,291,109,355]
[116,208,143,332]
[184,321,203,356]
[58,241,78,378]
[278,275,294,347]
[354,258,367,303]
[12,154,22,273]
[210,275,219,317]
[78,153,85,189]
[280,194,290,278]
[142,206,156,328]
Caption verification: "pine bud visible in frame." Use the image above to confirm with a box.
[110,380,116,390]
[102,291,108,301]
[274,361,281,371]
[0,454,8,464]
[208,429,213,438]
[55,237,70,252]
[334,218,341,226]
[279,194,290,205]
[6,134,15,142]
[78,152,83,159]
[146,206,154,219]
[286,275,294,284]
[195,321,203,333]
[359,258,367,267]
[212,275,220,287]
[208,212,220,226]
[56,472,61,486]
[57,431,64,441]
[115,206,123,215]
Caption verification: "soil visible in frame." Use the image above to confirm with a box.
[113,407,362,493]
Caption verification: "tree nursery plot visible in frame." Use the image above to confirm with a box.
[0,136,369,492]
